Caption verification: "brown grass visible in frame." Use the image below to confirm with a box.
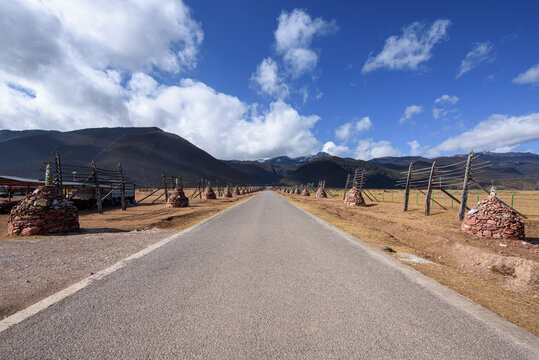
[0,188,256,241]
[279,189,539,336]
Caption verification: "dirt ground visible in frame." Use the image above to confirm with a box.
[0,189,256,320]
[278,189,539,336]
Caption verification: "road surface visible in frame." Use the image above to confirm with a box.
[1,190,537,359]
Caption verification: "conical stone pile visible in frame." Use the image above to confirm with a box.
[344,187,366,207]
[301,188,310,196]
[222,187,232,198]
[166,188,189,208]
[8,186,79,236]
[202,186,216,199]
[294,188,301,195]
[461,194,524,240]
[315,187,327,198]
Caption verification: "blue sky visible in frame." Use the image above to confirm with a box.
[1,0,538,160]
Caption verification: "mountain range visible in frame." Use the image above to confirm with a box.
[0,127,537,189]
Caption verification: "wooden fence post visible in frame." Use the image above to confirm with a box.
[403,162,413,212]
[55,151,63,195]
[343,173,350,200]
[162,172,168,203]
[458,150,474,221]
[199,178,203,199]
[425,161,436,216]
[92,161,103,214]
[118,163,126,211]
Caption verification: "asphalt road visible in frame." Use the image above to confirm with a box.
[1,190,537,359]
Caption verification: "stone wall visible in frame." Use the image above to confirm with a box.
[166,188,189,208]
[461,195,524,240]
[315,188,327,198]
[202,186,216,199]
[8,186,79,236]
[344,187,366,207]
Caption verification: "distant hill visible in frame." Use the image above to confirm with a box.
[0,127,248,187]
[370,152,539,189]
[1,127,536,189]
[0,130,59,143]
[227,152,332,184]
[280,157,400,188]
[224,160,282,185]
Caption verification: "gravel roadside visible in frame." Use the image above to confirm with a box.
[0,228,176,320]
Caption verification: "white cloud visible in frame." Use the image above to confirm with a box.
[282,48,318,78]
[433,94,459,120]
[362,19,450,73]
[435,113,539,153]
[456,42,494,78]
[335,122,352,142]
[322,141,349,157]
[127,80,324,160]
[399,105,423,124]
[355,116,373,132]
[48,0,202,73]
[0,0,204,130]
[335,116,372,142]
[434,94,459,104]
[513,64,539,85]
[0,1,323,160]
[274,9,337,77]
[355,139,401,160]
[251,58,289,99]
[407,140,421,156]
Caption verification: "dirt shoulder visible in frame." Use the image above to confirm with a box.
[0,191,257,320]
[278,191,539,336]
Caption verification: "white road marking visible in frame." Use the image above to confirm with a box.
[0,195,258,333]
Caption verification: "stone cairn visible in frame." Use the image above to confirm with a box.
[301,188,310,196]
[166,187,189,208]
[461,193,524,240]
[8,185,79,236]
[202,186,217,199]
[294,187,301,195]
[315,187,327,198]
[344,187,366,207]
[222,187,232,198]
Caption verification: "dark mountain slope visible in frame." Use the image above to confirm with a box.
[0,127,248,186]
[280,157,400,188]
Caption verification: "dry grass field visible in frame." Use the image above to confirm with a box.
[279,189,539,336]
[0,188,255,240]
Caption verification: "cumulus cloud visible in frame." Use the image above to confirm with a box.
[399,105,423,124]
[335,116,372,142]
[434,94,459,104]
[362,19,450,73]
[322,141,350,157]
[407,140,421,156]
[0,0,203,130]
[251,57,289,99]
[274,9,337,77]
[433,94,459,120]
[456,42,495,78]
[0,0,323,160]
[513,64,539,85]
[251,9,336,100]
[435,113,539,153]
[130,82,321,159]
[355,139,401,160]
